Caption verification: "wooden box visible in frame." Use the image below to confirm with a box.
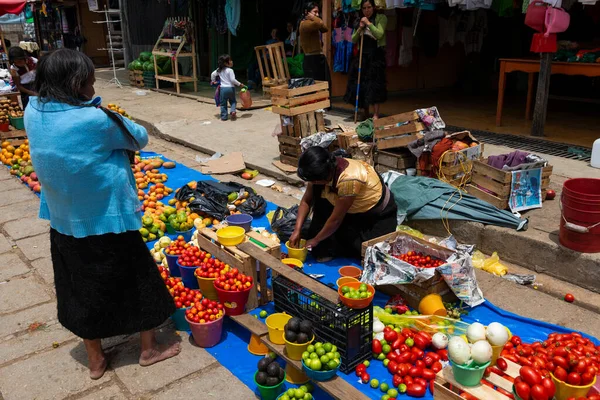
[337,130,359,150]
[373,111,425,151]
[279,110,325,138]
[194,228,281,310]
[254,42,290,95]
[466,159,553,210]
[277,135,340,167]
[375,147,416,174]
[0,130,27,146]
[271,81,330,116]
[129,70,144,88]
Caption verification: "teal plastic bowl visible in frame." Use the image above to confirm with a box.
[170,307,190,331]
[301,359,338,382]
[450,360,491,387]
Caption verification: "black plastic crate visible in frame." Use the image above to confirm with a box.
[273,274,372,373]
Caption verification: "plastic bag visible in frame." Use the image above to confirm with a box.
[237,195,267,217]
[374,306,470,336]
[397,225,424,239]
[270,205,311,243]
[472,250,508,276]
[288,78,315,89]
[287,54,305,77]
[188,193,229,220]
[239,88,252,108]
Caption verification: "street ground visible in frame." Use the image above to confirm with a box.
[1,76,599,399]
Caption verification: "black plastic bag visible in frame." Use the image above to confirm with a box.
[270,205,311,243]
[188,192,229,220]
[288,77,315,89]
[237,195,267,217]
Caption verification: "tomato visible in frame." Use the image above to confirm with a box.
[406,383,426,397]
[545,361,556,372]
[421,368,436,381]
[392,336,406,350]
[423,354,434,367]
[384,329,399,343]
[586,365,598,376]
[564,293,575,303]
[515,381,531,400]
[437,349,449,361]
[372,339,382,354]
[566,372,581,386]
[554,366,568,382]
[403,376,413,385]
[355,364,366,376]
[496,358,508,371]
[409,366,422,377]
[431,361,443,373]
[388,361,399,375]
[361,372,370,383]
[530,384,547,400]
[553,356,569,370]
[512,336,523,346]
[505,354,519,363]
[397,351,411,363]
[398,363,410,377]
[484,367,492,377]
[413,335,429,350]
[520,366,543,386]
[541,377,555,399]
[392,374,403,388]
[580,372,594,385]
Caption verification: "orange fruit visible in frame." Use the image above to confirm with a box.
[1,141,8,149]
[6,145,14,152]
[14,149,23,156]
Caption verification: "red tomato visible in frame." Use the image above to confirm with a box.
[566,372,581,386]
[540,378,555,399]
[398,363,410,377]
[580,372,594,385]
[409,366,422,377]
[530,384,547,400]
[437,349,448,361]
[512,336,523,346]
[520,366,543,386]
[361,372,370,383]
[431,361,443,373]
[496,358,508,371]
[403,376,413,385]
[484,367,492,377]
[406,383,426,397]
[554,366,568,382]
[355,364,366,376]
[392,374,403,388]
[553,356,569,370]
[372,339,382,354]
[515,382,531,400]
[564,293,575,303]
[421,369,436,381]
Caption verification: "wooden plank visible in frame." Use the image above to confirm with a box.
[271,81,329,97]
[230,313,269,337]
[0,130,26,140]
[280,144,300,157]
[280,154,299,167]
[373,111,419,128]
[293,116,302,137]
[272,100,331,116]
[433,382,463,400]
[289,91,330,107]
[438,367,508,400]
[277,135,301,146]
[487,373,513,393]
[377,133,422,150]
[238,242,340,304]
[472,160,512,184]
[307,111,317,134]
[299,113,309,138]
[531,52,552,137]
[374,122,425,140]
[316,112,325,132]
[471,173,511,198]
[272,160,297,173]
[466,184,508,209]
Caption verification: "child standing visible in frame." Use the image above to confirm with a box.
[9,47,37,109]
[210,54,244,121]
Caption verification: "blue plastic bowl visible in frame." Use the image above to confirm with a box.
[177,261,199,289]
[301,359,339,381]
[226,214,253,232]
[165,253,181,277]
[175,227,194,242]
[170,306,190,331]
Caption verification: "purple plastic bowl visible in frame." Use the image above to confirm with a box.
[225,214,253,232]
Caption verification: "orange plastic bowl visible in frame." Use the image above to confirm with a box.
[338,266,362,279]
[338,282,375,309]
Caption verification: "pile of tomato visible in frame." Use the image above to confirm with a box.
[393,251,445,268]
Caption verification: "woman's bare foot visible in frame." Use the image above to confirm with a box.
[89,356,108,380]
[139,342,181,367]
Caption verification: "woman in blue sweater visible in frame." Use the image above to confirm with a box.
[25,49,178,379]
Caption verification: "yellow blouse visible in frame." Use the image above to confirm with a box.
[321,159,382,214]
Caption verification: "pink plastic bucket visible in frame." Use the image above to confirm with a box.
[186,315,224,348]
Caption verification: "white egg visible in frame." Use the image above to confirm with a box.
[486,322,509,346]
[466,322,487,343]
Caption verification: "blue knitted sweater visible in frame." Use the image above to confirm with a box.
[25,96,148,238]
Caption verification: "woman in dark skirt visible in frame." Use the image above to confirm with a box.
[299,2,331,87]
[289,147,397,261]
[344,0,388,120]
[25,49,177,380]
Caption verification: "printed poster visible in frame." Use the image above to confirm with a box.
[509,168,543,212]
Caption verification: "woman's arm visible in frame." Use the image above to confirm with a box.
[367,14,387,40]
[351,28,363,43]
[289,183,314,247]
[11,71,36,96]
[107,113,149,151]
[302,17,328,33]
[307,196,354,248]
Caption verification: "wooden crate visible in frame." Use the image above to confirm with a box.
[129,70,144,88]
[436,131,484,186]
[373,111,425,151]
[434,358,521,399]
[271,81,330,116]
[0,130,27,146]
[277,135,340,167]
[194,228,280,310]
[375,147,416,174]
[279,110,325,138]
[254,42,290,95]
[466,159,553,210]
[337,130,359,150]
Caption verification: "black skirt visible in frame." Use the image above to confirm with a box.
[50,228,175,340]
[343,46,388,108]
[303,54,332,88]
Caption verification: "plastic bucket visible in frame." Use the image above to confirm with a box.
[255,372,285,400]
[451,361,490,387]
[559,180,600,253]
[418,293,448,316]
[170,307,190,331]
[9,116,24,130]
[165,253,181,277]
[281,258,303,269]
[186,315,224,348]
[285,240,307,262]
[214,283,253,316]
[563,178,600,201]
[284,334,314,361]
[551,372,596,400]
[196,275,218,301]
[226,214,253,232]
[177,261,199,289]
[265,313,292,344]
[0,122,9,132]
[175,228,194,243]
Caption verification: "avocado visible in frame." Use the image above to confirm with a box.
[284,329,297,343]
[267,362,281,377]
[266,377,280,387]
[296,332,309,344]
[299,320,313,334]
[255,371,268,385]
[278,368,285,382]
[257,357,272,372]
[287,317,301,332]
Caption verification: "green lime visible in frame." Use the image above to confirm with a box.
[377,353,386,360]
[287,388,296,396]
[363,360,370,367]
[394,327,401,333]
[309,359,322,371]
[380,382,389,393]
[259,310,267,318]
[411,310,419,315]
[398,383,407,393]
[280,395,290,400]
[294,389,304,399]
[383,359,390,367]
[359,283,368,292]
[344,292,353,299]
[302,351,310,360]
[327,360,338,370]
[350,293,359,299]
[307,345,315,353]
[319,355,329,364]
[316,347,326,356]
[269,352,277,359]
[370,379,380,388]
[360,291,370,299]
[405,337,414,347]
[304,382,314,393]
[380,339,387,346]
[387,389,399,398]
[330,345,337,353]
[325,352,334,361]
[334,352,341,359]
[382,344,391,354]
[303,394,312,400]
[341,286,350,294]
[309,352,318,359]
[299,385,308,393]
[323,343,333,352]
[314,342,323,348]
[381,395,390,400]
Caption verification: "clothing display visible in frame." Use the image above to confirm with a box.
[202,0,228,34]
[333,27,354,73]
[224,0,240,36]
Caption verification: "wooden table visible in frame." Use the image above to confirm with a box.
[495,58,600,126]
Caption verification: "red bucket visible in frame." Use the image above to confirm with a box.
[186,315,224,348]
[213,283,253,316]
[559,179,600,253]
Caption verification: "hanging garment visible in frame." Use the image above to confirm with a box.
[333,27,354,73]
[438,14,458,47]
[398,25,414,66]
[463,9,488,54]
[225,0,240,36]
[387,0,406,6]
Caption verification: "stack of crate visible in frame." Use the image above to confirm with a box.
[373,111,424,174]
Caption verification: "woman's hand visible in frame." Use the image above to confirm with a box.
[289,230,301,248]
[360,17,371,27]
[306,238,320,250]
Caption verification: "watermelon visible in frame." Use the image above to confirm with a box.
[139,51,152,62]
[143,61,154,71]
[128,61,135,71]
[131,60,143,71]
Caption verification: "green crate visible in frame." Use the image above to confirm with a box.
[9,116,24,130]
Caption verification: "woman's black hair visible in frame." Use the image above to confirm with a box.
[35,49,138,160]
[304,2,319,14]
[297,146,337,182]
[361,0,378,16]
[8,46,26,63]
[217,54,232,73]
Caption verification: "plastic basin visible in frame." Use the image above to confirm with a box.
[0,122,9,132]
[226,214,253,232]
[165,253,181,277]
[186,315,224,348]
[175,227,194,242]
[285,239,307,262]
[265,313,292,344]
[450,360,490,387]
[214,282,253,316]
[301,359,339,381]
[170,307,190,331]
[338,266,362,279]
[254,371,285,400]
[551,372,596,400]
[336,276,358,288]
[177,261,199,289]
[338,281,374,309]
[9,116,24,130]
[281,258,303,269]
[419,293,447,316]
[284,334,314,361]
[196,274,218,301]
[216,226,245,246]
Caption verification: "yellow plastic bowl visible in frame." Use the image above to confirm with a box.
[216,226,245,246]
[284,334,315,361]
[285,240,308,262]
[265,313,292,345]
[282,258,304,269]
[336,276,358,287]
